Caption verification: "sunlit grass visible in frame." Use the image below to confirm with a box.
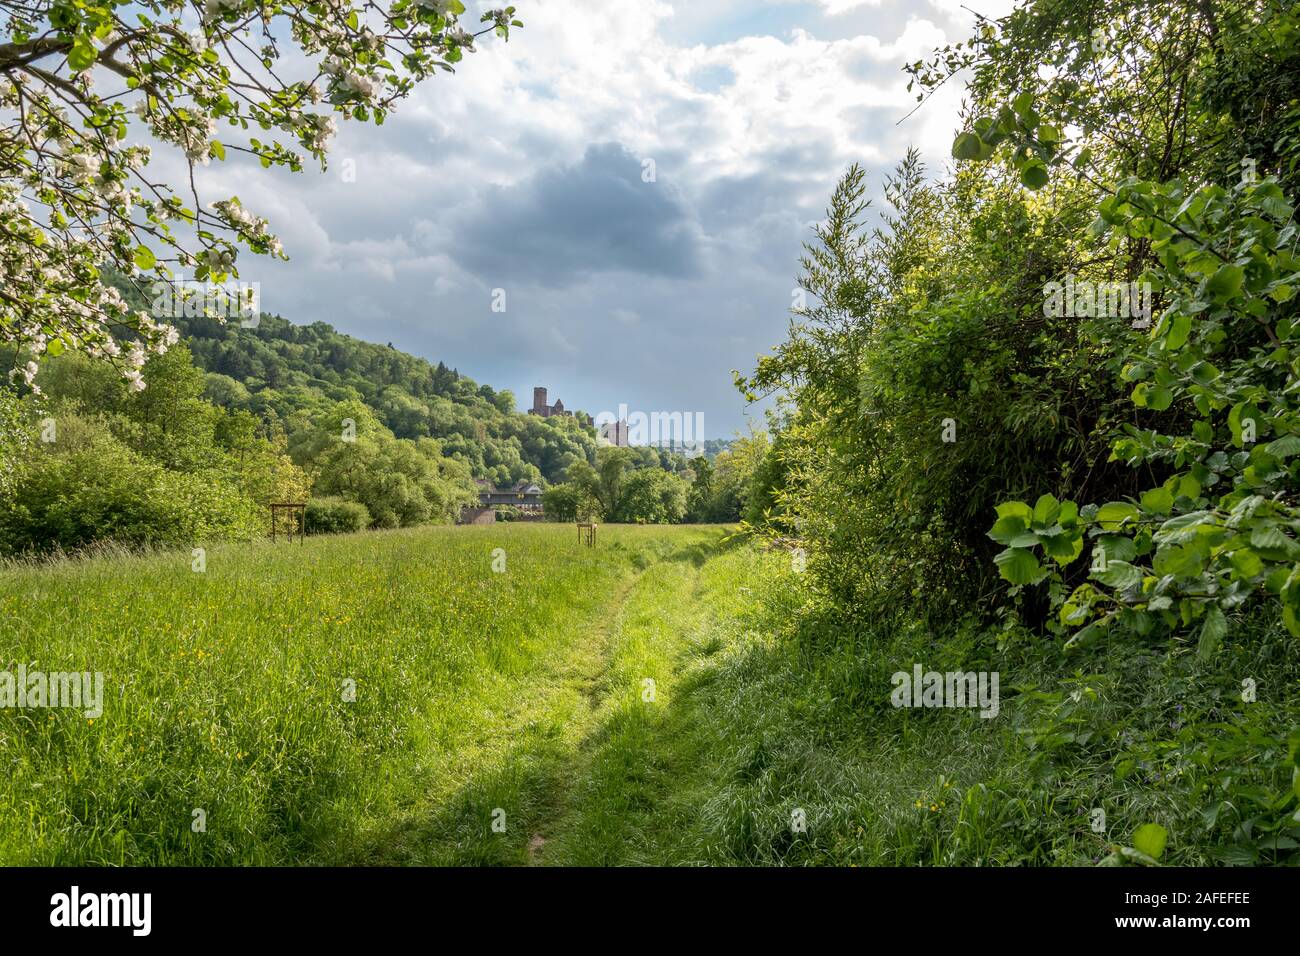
[0,523,729,864]
[6,521,1282,866]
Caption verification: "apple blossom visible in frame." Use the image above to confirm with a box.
[0,0,522,391]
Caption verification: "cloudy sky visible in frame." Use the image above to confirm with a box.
[206,0,1016,438]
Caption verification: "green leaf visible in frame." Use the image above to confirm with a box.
[1132,823,1168,861]
[1032,493,1061,527]
[1140,487,1174,516]
[1096,502,1140,531]
[1094,559,1142,590]
[995,548,1042,585]
[995,501,1032,522]
[1042,531,1084,566]
[1020,161,1049,190]
[1153,544,1204,578]
[1120,846,1161,866]
[1198,606,1227,660]
[952,132,982,161]
[68,36,97,72]
[1264,435,1300,459]
[1206,264,1244,301]
[1171,473,1201,501]
[1164,313,1192,350]
[1228,548,1264,579]
[1064,618,1108,650]
[1146,385,1173,411]
[133,246,157,270]
[1228,403,1261,447]
[1094,535,1137,562]
[1250,525,1296,556]
[1207,845,1259,866]
[989,515,1028,544]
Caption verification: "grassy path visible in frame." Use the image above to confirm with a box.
[527,552,714,865]
[349,531,739,865]
[3,523,1082,866]
[0,524,741,865]
[324,526,768,866]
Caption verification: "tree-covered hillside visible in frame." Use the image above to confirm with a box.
[0,273,766,554]
[109,275,603,489]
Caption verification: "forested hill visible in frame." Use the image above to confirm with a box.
[111,274,603,487]
[181,311,541,428]
[0,281,722,556]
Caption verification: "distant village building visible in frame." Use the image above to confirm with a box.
[474,478,544,512]
[529,387,573,419]
[600,419,630,447]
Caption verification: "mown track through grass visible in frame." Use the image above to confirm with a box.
[0,524,734,864]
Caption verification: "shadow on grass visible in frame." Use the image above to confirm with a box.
[333,656,709,866]
[317,526,742,865]
[335,624,1032,867]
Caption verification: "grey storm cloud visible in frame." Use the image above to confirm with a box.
[453,143,705,286]
[195,1,1000,437]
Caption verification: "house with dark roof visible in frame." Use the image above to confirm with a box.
[476,479,544,512]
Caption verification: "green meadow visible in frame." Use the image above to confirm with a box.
[0,523,757,864]
[3,522,1296,866]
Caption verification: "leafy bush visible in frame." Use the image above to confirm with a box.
[989,174,1300,652]
[738,0,1300,866]
[305,497,371,535]
[0,414,260,554]
[542,482,584,522]
[687,430,775,523]
[561,447,690,524]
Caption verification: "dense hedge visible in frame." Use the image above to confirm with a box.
[305,497,372,535]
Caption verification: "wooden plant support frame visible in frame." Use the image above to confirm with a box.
[271,502,307,543]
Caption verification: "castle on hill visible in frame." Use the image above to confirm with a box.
[528,386,572,418]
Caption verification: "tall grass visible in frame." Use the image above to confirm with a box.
[553,551,1300,866]
[4,523,1291,866]
[0,523,726,864]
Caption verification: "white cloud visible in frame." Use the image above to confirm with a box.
[814,0,885,14]
[189,0,995,435]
